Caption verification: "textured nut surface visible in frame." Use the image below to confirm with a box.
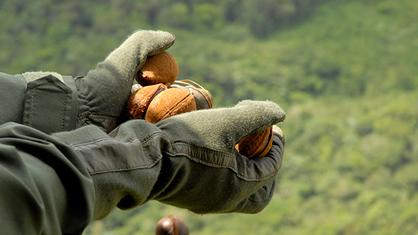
[236,126,273,159]
[138,52,179,86]
[156,215,189,235]
[189,87,213,109]
[171,80,213,110]
[127,83,167,119]
[145,87,197,123]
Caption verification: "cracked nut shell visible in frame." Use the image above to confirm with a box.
[171,80,213,110]
[145,87,197,123]
[127,83,167,119]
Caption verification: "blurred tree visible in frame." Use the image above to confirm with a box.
[158,2,191,29]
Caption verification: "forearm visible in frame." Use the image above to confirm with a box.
[55,117,285,216]
[0,71,79,133]
[0,105,285,233]
[0,72,26,124]
[0,122,94,234]
[150,131,284,213]
[54,119,165,219]
[0,120,164,235]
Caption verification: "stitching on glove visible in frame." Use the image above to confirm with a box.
[88,157,162,175]
[166,142,279,182]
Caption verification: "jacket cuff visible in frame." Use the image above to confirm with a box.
[22,72,78,134]
[53,120,165,219]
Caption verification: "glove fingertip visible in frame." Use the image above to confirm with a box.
[265,101,286,123]
[236,100,286,124]
[146,31,176,57]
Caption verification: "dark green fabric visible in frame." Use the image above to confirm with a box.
[23,74,78,134]
[0,72,26,124]
[0,122,94,235]
[0,72,79,134]
[54,109,285,216]
[0,72,78,133]
[54,120,165,219]
[152,100,285,213]
[0,103,284,234]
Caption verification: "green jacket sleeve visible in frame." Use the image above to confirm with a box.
[0,72,26,124]
[0,120,164,234]
[0,122,94,235]
[53,117,284,216]
[0,112,284,234]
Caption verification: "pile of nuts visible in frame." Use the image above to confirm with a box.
[127,52,273,159]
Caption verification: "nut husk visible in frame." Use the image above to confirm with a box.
[127,83,167,119]
[145,87,197,123]
[236,126,273,159]
[171,80,213,109]
[138,51,179,86]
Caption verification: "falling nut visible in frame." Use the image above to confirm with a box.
[138,51,179,86]
[236,126,274,159]
[155,215,189,235]
[127,83,167,119]
[145,87,197,123]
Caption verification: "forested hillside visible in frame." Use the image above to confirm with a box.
[0,0,417,234]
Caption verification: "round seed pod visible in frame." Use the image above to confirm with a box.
[190,87,213,109]
[171,80,213,110]
[145,87,197,123]
[138,52,179,86]
[127,83,167,119]
[155,215,189,235]
[236,126,274,159]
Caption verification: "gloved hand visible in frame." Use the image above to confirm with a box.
[150,100,286,213]
[76,30,175,132]
[20,30,175,133]
[53,100,285,218]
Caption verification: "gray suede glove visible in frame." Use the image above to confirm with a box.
[76,30,175,132]
[150,100,286,213]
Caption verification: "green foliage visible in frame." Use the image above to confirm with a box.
[158,3,191,29]
[193,3,224,31]
[1,0,417,235]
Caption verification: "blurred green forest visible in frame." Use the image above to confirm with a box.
[1,0,417,234]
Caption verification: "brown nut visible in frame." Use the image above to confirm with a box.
[171,80,213,109]
[138,51,179,86]
[236,126,273,159]
[145,87,197,123]
[190,86,213,109]
[127,83,167,119]
[156,215,189,235]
